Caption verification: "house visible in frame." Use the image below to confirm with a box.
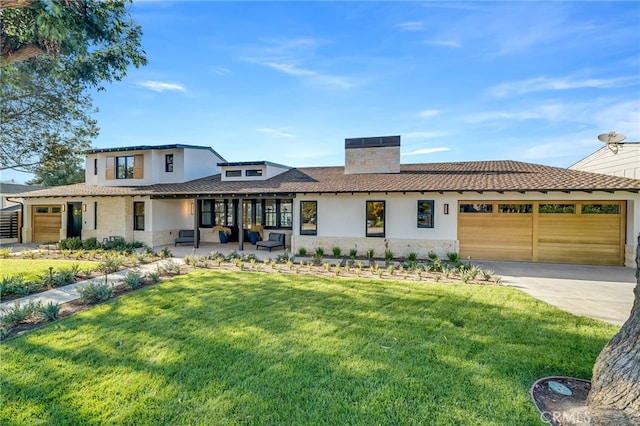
[12,137,640,267]
[570,141,640,180]
[0,182,45,244]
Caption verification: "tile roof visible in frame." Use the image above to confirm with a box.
[14,160,640,199]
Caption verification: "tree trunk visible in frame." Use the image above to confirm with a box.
[585,234,640,424]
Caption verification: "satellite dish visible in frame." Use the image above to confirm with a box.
[597,131,625,154]
[597,131,626,144]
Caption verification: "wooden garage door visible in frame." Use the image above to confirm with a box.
[32,205,62,243]
[458,201,625,266]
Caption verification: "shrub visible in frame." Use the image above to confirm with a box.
[275,253,291,264]
[407,252,418,262]
[157,246,172,258]
[366,249,375,260]
[77,281,113,304]
[59,237,83,250]
[427,251,438,261]
[160,260,181,275]
[121,270,143,289]
[0,248,12,258]
[37,302,61,321]
[82,237,100,250]
[446,251,460,263]
[297,247,307,257]
[314,247,325,258]
[0,300,39,328]
[384,249,394,262]
[349,249,358,259]
[0,275,35,296]
[147,271,161,284]
[98,255,123,274]
[52,269,75,287]
[332,247,342,257]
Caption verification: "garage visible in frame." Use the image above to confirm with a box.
[458,201,625,266]
[32,205,62,243]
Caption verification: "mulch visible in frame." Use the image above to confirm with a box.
[531,376,592,426]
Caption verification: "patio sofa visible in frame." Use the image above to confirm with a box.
[255,232,285,252]
[174,229,199,246]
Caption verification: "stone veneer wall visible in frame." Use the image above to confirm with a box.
[344,146,400,174]
[625,244,638,268]
[293,235,458,259]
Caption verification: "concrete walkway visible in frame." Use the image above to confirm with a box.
[474,261,636,326]
[0,259,182,314]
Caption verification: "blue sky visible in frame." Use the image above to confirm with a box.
[5,1,640,183]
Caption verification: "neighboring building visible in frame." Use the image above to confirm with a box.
[570,142,640,180]
[0,182,46,244]
[13,137,640,267]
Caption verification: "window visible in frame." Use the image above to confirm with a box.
[498,204,532,213]
[94,201,98,229]
[165,154,174,172]
[264,200,277,227]
[242,200,253,229]
[459,203,493,213]
[201,200,213,226]
[280,200,292,228]
[51,207,62,214]
[226,170,241,177]
[581,204,620,214]
[300,201,317,235]
[35,206,49,213]
[117,156,135,179]
[214,200,226,225]
[246,169,263,177]
[417,200,434,228]
[539,204,575,214]
[366,201,385,237]
[94,158,98,175]
[133,202,145,230]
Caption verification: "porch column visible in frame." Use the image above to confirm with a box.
[193,198,200,248]
[238,197,244,251]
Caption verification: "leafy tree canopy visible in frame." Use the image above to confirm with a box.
[26,155,85,186]
[0,0,146,173]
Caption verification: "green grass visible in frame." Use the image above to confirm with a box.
[0,259,98,282]
[0,271,617,425]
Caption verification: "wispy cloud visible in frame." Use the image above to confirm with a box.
[397,21,424,31]
[418,109,440,119]
[212,67,231,76]
[402,147,451,156]
[490,76,637,97]
[136,80,186,93]
[262,62,355,89]
[422,40,461,48]
[258,128,295,138]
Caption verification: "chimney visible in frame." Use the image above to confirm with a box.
[344,135,400,174]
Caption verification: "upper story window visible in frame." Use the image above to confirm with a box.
[226,170,241,177]
[117,156,135,179]
[165,154,174,172]
[106,154,143,180]
[246,169,263,177]
[94,158,98,175]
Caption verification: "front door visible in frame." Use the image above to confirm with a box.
[67,203,83,238]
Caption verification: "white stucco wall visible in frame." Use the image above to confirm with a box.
[183,149,222,182]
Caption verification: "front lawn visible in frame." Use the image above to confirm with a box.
[0,259,98,282]
[0,271,617,425]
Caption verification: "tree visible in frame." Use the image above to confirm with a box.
[26,156,85,186]
[582,234,640,424]
[0,0,146,173]
[0,58,98,173]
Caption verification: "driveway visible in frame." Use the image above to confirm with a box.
[473,261,637,326]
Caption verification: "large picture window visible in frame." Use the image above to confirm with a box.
[300,201,317,235]
[366,201,385,237]
[133,202,145,230]
[417,200,434,228]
